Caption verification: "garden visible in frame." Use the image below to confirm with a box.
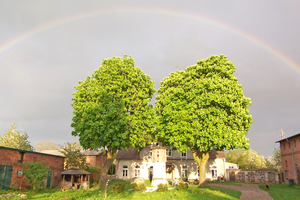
[0,180,241,200]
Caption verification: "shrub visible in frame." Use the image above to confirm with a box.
[22,162,50,190]
[157,183,168,192]
[177,182,189,190]
[113,182,125,193]
[132,183,146,191]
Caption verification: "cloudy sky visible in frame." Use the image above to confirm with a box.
[1,1,299,157]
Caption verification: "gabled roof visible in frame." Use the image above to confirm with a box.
[275,133,300,143]
[116,148,140,159]
[61,167,91,175]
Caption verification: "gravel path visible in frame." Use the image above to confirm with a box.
[208,183,273,200]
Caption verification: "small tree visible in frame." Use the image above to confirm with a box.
[23,162,50,190]
[60,142,88,169]
[0,123,33,150]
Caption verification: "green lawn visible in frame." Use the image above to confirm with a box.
[259,183,300,200]
[0,180,241,200]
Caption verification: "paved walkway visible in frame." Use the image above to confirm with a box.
[208,183,273,200]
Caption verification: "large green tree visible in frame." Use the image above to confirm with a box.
[0,123,33,150]
[71,56,155,184]
[155,55,252,186]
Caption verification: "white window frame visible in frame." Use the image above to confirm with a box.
[181,151,187,158]
[285,170,288,179]
[122,165,128,178]
[135,165,141,178]
[181,166,188,178]
[166,149,172,157]
[211,166,217,177]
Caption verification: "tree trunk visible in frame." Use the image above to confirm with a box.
[192,150,209,187]
[99,149,116,185]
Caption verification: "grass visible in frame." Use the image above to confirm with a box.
[0,180,241,200]
[259,183,300,200]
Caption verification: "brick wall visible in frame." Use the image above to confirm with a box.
[279,135,300,183]
[0,147,64,189]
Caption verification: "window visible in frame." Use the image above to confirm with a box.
[181,166,188,178]
[181,151,187,158]
[166,149,172,157]
[18,152,24,163]
[135,165,141,177]
[17,170,23,176]
[228,166,234,169]
[149,150,152,157]
[211,166,217,177]
[285,160,288,167]
[122,165,128,178]
[285,170,288,179]
[294,140,296,147]
[283,143,286,150]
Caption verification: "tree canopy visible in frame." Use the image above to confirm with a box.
[60,142,88,170]
[238,149,266,169]
[71,56,155,183]
[35,141,59,151]
[155,55,252,185]
[0,123,33,150]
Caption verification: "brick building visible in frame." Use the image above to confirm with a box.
[276,133,300,183]
[0,146,64,189]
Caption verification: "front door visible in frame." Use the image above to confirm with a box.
[46,171,52,188]
[0,166,13,190]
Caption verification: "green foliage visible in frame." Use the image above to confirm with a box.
[0,123,33,150]
[155,55,252,153]
[177,182,189,190]
[132,183,146,191]
[60,142,88,169]
[86,166,100,173]
[225,149,245,164]
[265,148,282,172]
[0,185,242,199]
[108,163,116,175]
[22,162,50,190]
[113,182,125,193]
[238,149,266,169]
[157,183,168,192]
[71,56,156,152]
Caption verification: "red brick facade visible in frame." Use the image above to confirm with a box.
[82,150,107,170]
[276,133,300,183]
[0,146,64,189]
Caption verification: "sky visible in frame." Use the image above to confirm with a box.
[0,1,299,157]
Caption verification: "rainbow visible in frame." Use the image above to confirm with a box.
[1,7,299,74]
